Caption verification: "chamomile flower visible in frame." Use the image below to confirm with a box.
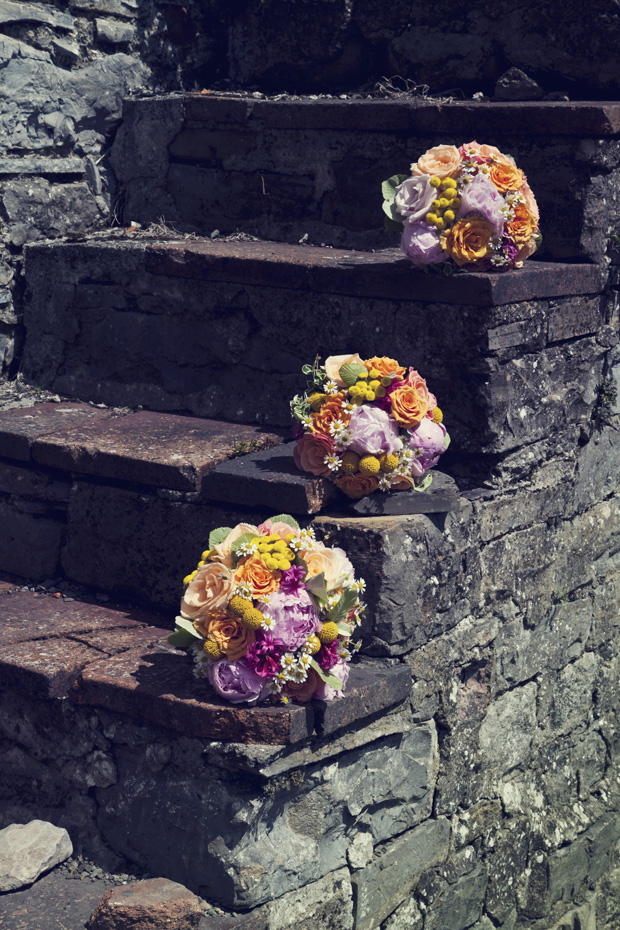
[324,380,339,395]
[298,527,316,547]
[301,415,314,431]
[379,474,392,491]
[261,614,275,631]
[333,428,353,451]
[298,652,312,669]
[324,453,342,473]
[236,541,258,557]
[291,666,308,683]
[257,593,271,605]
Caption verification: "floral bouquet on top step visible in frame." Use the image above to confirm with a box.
[168,515,363,705]
[382,142,541,272]
[291,354,450,500]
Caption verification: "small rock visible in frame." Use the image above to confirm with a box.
[347,831,374,871]
[86,878,202,930]
[494,67,544,101]
[543,91,570,101]
[0,821,73,892]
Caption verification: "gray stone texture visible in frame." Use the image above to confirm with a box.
[0,820,73,891]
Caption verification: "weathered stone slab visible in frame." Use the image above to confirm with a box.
[0,403,113,462]
[0,638,105,698]
[205,442,337,514]
[71,647,315,745]
[0,158,84,176]
[67,625,170,655]
[0,821,72,892]
[86,878,202,930]
[351,818,450,930]
[347,471,460,516]
[0,500,64,580]
[0,0,74,29]
[312,664,410,737]
[32,410,284,491]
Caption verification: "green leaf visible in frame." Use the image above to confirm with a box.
[442,262,453,276]
[534,230,543,250]
[208,526,233,549]
[269,514,300,530]
[306,572,329,605]
[167,628,202,648]
[327,587,358,622]
[301,364,313,374]
[230,532,257,555]
[443,430,451,451]
[414,472,433,493]
[339,362,368,387]
[384,215,404,232]
[310,658,344,691]
[611,234,620,246]
[336,621,353,637]
[174,617,204,639]
[381,174,408,203]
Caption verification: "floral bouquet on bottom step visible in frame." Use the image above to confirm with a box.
[168,515,363,704]
[291,353,450,499]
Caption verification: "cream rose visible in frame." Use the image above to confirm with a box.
[300,542,354,591]
[411,145,461,179]
[210,523,259,568]
[181,562,236,620]
[324,353,364,387]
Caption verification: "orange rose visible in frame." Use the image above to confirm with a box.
[293,433,334,477]
[390,384,429,428]
[440,216,494,267]
[202,612,255,660]
[411,144,461,179]
[507,203,537,245]
[488,161,524,193]
[404,370,436,411]
[364,356,406,379]
[390,474,417,491]
[520,179,539,223]
[337,474,379,499]
[312,392,349,436]
[180,562,236,620]
[235,554,279,598]
[282,668,321,703]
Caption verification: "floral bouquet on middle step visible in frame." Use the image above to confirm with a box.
[168,515,363,705]
[291,353,450,500]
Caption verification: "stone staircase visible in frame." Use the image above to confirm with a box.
[1,95,620,930]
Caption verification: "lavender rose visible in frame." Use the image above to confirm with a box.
[401,220,447,266]
[408,419,449,476]
[260,589,321,651]
[348,405,403,457]
[314,659,350,702]
[458,172,505,236]
[207,657,271,704]
[393,176,436,224]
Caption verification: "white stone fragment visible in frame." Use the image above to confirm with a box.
[0,820,73,891]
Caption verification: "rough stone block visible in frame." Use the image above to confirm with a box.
[0,402,113,462]
[0,638,106,698]
[478,682,537,774]
[424,864,488,930]
[86,878,202,930]
[312,664,410,737]
[0,820,73,892]
[0,500,64,580]
[346,471,460,516]
[351,818,450,930]
[95,18,136,44]
[0,459,71,501]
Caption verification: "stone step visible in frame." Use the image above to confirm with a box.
[22,237,610,471]
[111,95,620,261]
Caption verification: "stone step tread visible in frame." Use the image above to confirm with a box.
[144,239,604,307]
[179,94,620,136]
[205,441,461,516]
[0,589,411,746]
[0,402,285,491]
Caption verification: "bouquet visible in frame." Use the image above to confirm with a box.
[291,354,449,500]
[382,141,541,271]
[168,515,363,704]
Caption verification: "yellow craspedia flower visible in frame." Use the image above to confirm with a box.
[241,608,265,631]
[318,622,339,644]
[444,210,455,223]
[435,217,445,230]
[379,453,399,473]
[201,550,212,560]
[359,455,381,476]
[306,634,321,654]
[182,573,193,586]
[368,368,381,380]
[309,393,327,411]
[341,451,360,475]
[432,199,442,210]
[376,386,387,398]
[356,369,369,380]
[438,198,450,209]
[229,595,252,617]
[441,177,457,189]
[429,176,442,188]
[278,560,291,571]
[432,407,444,424]
[203,640,223,660]
[425,213,438,226]
[365,390,376,402]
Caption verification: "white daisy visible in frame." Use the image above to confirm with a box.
[324,380,339,395]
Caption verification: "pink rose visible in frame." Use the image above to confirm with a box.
[260,589,321,650]
[258,519,302,541]
[401,221,447,266]
[210,523,259,568]
[393,176,436,224]
[459,141,510,163]
[405,369,437,411]
[313,659,349,702]
[520,178,540,223]
[293,432,334,477]
[207,658,271,704]
[408,419,449,476]
[348,405,403,457]
[457,172,505,236]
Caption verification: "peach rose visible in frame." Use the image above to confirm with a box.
[390,473,417,491]
[390,384,429,428]
[336,474,379,499]
[300,542,354,591]
[411,145,461,179]
[312,392,349,436]
[293,433,334,477]
[204,612,255,660]
[520,178,539,223]
[489,161,524,193]
[459,141,511,163]
[235,554,279,598]
[365,356,406,379]
[180,562,236,620]
[324,353,364,387]
[283,668,321,703]
[507,203,537,245]
[440,216,494,267]
[405,369,436,411]
[258,519,302,541]
[514,237,538,267]
[210,523,259,568]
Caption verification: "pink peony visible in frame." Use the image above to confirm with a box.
[260,589,321,651]
[207,658,271,704]
[393,176,436,225]
[401,221,447,266]
[408,419,449,476]
[457,172,505,236]
[348,405,403,457]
